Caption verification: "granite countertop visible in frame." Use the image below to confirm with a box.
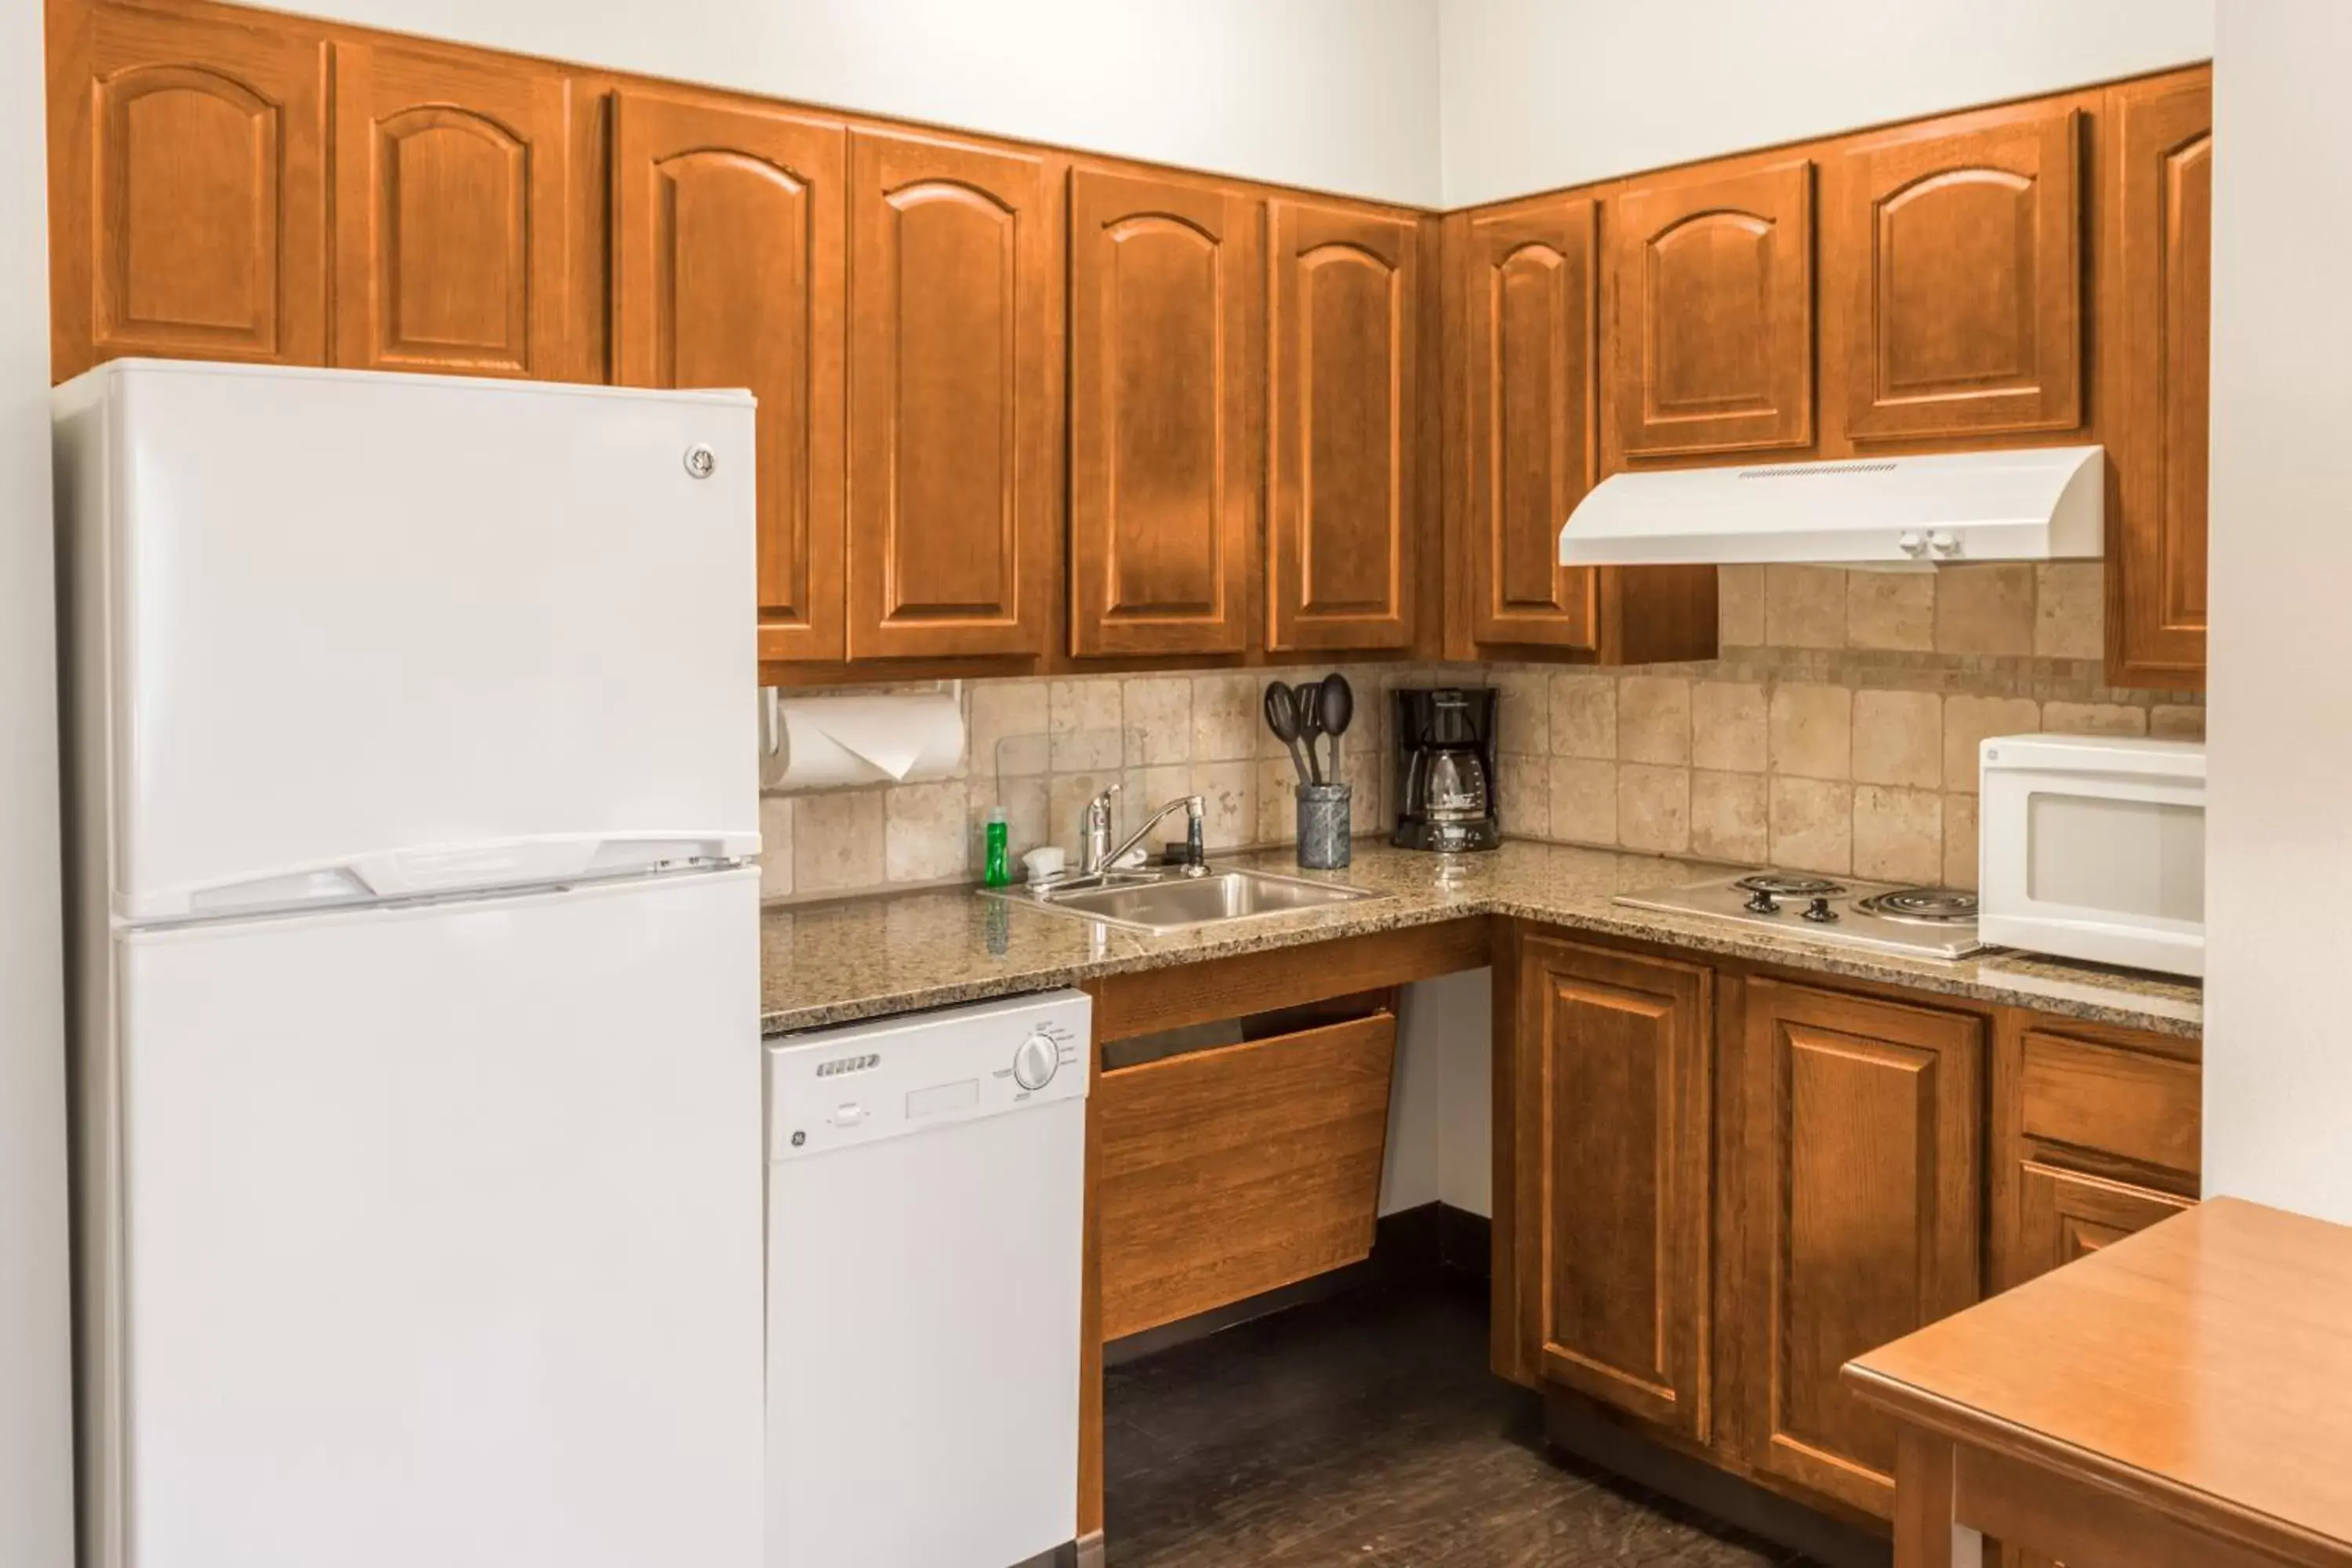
[759,840,2204,1040]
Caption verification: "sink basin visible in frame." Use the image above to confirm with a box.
[991,866,1381,935]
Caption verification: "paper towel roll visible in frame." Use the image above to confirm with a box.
[773,692,965,790]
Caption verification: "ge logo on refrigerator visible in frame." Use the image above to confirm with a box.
[682,442,717,480]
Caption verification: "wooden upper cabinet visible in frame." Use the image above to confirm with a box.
[2109,71,2212,688]
[1831,102,2083,442]
[612,89,846,664]
[1465,199,1599,648]
[1740,980,1981,1518]
[49,2,328,377]
[1267,199,1419,653]
[1609,160,1813,460]
[1511,936,1711,1439]
[332,42,570,377]
[1067,169,1261,658]
[845,129,1054,661]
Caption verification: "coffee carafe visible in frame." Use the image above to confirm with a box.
[1391,687,1501,851]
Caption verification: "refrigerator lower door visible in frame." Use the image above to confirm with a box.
[85,869,761,1568]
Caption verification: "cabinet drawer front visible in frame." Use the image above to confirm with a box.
[2016,1162,2193,1285]
[2020,1030,2200,1179]
[1096,1012,1396,1340]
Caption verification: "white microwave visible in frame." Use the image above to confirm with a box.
[1978,734,2206,977]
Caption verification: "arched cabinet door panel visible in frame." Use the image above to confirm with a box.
[844,129,1054,662]
[1608,161,1813,460]
[612,90,847,663]
[1067,168,1261,659]
[1465,198,1599,648]
[2107,72,2212,689]
[1831,102,2083,442]
[332,41,571,378]
[1268,198,1420,653]
[51,2,328,376]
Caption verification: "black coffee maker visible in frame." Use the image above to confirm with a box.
[1392,687,1501,851]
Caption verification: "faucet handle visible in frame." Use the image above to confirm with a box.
[1084,781,1121,824]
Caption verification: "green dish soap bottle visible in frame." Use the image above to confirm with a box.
[982,805,1011,887]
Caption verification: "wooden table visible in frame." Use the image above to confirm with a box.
[1842,1198,2352,1568]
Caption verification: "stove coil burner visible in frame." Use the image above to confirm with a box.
[1854,887,1979,925]
[1733,873,1847,898]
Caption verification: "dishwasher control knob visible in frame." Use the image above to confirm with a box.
[1013,1032,1060,1091]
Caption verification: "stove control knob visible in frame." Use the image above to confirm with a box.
[1803,895,1839,924]
[1744,889,1780,915]
[1013,1031,1060,1092]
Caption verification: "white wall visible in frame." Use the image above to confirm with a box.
[1439,0,2213,206]
[1379,971,1493,1219]
[274,0,1444,205]
[2,0,74,1556]
[2202,2,2352,1225]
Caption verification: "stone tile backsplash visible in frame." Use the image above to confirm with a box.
[1491,562,2203,888]
[758,665,1437,903]
[757,562,2203,902]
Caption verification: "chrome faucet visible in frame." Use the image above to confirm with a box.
[1077,786,1208,878]
[1077,783,1122,875]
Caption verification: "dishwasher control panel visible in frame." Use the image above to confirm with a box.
[766,989,1090,1161]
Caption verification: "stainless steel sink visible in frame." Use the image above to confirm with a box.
[987,866,1381,935]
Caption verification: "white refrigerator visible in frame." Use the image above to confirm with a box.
[53,360,766,1568]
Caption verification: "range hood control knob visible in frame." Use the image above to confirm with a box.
[1927,530,1962,557]
[1897,531,1928,558]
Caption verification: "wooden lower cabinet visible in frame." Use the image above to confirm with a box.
[1501,930,2023,1529]
[1505,935,1712,1439]
[1736,979,1982,1518]
[1940,1014,2206,1568]
[1990,1014,2201,1294]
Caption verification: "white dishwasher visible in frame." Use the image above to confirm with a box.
[766,989,1091,1568]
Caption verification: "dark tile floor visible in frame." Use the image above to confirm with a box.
[1103,1282,1824,1567]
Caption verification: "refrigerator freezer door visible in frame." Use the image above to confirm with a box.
[84,868,762,1568]
[53,361,758,920]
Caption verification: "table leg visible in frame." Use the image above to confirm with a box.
[1895,1428,1984,1568]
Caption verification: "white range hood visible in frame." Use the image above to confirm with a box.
[1558,445,2103,568]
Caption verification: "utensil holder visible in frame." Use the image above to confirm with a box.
[1295,782,1352,869]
